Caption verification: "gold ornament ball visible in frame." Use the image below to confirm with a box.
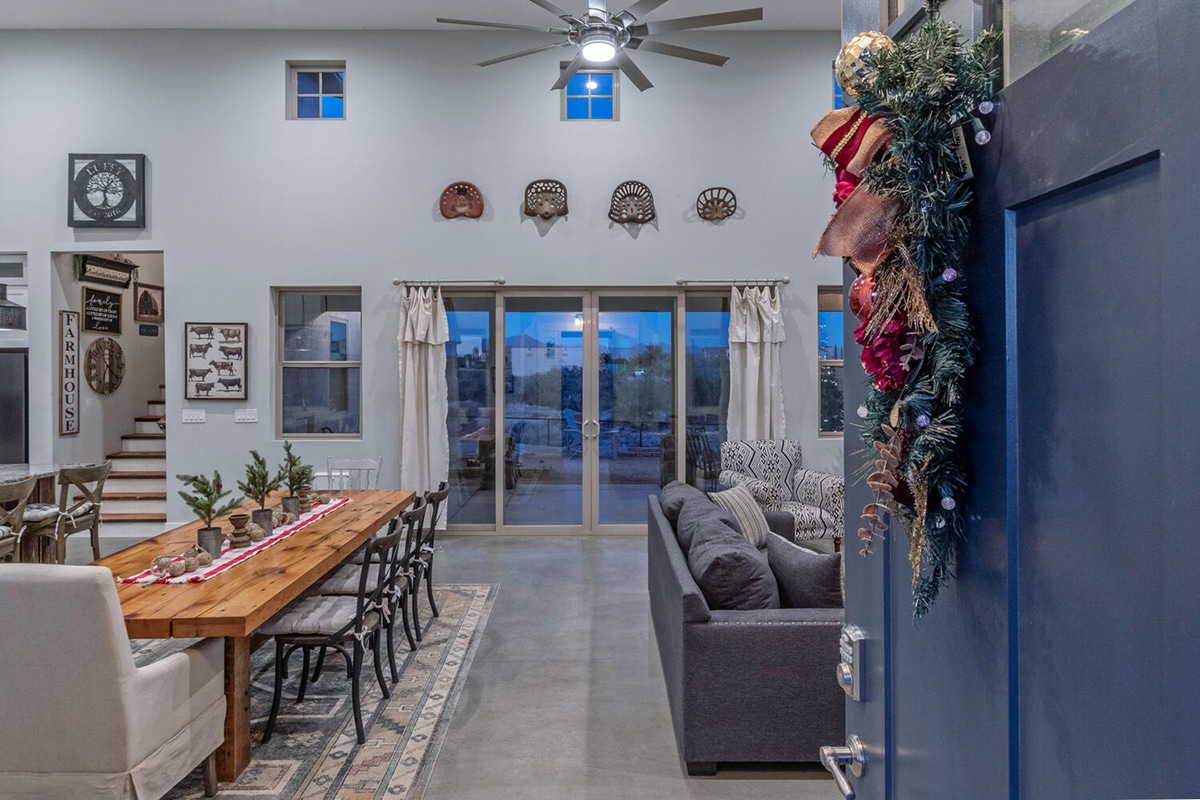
[836,31,896,97]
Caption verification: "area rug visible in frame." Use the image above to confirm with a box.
[131,584,497,799]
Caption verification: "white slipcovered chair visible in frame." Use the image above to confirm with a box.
[0,564,225,799]
[718,438,844,542]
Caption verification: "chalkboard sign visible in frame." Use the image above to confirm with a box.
[82,286,122,335]
[139,324,159,337]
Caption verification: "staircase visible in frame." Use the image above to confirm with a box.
[100,385,168,523]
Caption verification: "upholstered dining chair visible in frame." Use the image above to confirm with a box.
[718,439,844,544]
[326,456,382,490]
[0,564,226,799]
[0,475,36,563]
[260,525,403,745]
[412,482,449,638]
[23,461,111,563]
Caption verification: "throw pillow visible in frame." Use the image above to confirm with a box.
[674,494,741,554]
[687,535,780,610]
[659,480,712,525]
[765,532,843,608]
[708,483,770,549]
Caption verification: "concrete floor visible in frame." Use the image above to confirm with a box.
[68,533,839,799]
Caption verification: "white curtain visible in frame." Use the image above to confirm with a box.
[727,285,786,440]
[398,286,450,497]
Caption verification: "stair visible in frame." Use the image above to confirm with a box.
[100,385,168,523]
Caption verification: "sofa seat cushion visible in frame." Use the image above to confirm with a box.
[765,532,842,608]
[686,526,780,611]
[675,494,741,553]
[659,480,712,525]
[708,484,770,549]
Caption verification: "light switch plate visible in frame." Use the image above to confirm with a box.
[181,410,205,424]
[234,408,258,424]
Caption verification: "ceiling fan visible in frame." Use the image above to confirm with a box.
[437,0,764,92]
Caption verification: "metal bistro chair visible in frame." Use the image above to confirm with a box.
[0,476,37,563]
[260,525,404,745]
[326,457,382,491]
[23,462,111,564]
[411,482,449,641]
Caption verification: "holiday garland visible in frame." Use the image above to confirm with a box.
[813,2,1000,618]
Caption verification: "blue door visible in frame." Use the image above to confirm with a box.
[835,1,1200,797]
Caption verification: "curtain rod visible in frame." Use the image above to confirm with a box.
[391,277,506,286]
[675,277,790,286]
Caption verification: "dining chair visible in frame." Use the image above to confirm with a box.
[327,456,383,490]
[0,476,36,563]
[22,462,112,564]
[314,501,424,682]
[259,525,403,745]
[411,482,449,638]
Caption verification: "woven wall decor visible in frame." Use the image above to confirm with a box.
[609,181,656,224]
[439,182,484,219]
[524,179,569,220]
[696,187,738,221]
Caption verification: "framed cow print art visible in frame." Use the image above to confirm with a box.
[185,322,247,400]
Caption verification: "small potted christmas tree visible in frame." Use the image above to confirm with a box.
[238,450,283,537]
[277,441,313,517]
[177,471,244,556]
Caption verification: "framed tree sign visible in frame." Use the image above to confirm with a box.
[82,286,122,335]
[184,322,247,400]
[68,154,146,228]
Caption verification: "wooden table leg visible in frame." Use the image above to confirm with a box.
[217,635,252,782]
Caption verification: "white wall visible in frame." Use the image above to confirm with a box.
[0,28,844,518]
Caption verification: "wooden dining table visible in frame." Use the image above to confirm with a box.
[94,489,416,782]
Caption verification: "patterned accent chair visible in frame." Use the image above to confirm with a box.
[718,439,844,542]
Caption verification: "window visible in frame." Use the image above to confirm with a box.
[277,290,361,437]
[818,286,844,436]
[684,295,730,490]
[288,62,345,120]
[561,70,618,121]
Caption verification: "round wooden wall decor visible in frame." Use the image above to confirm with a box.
[696,187,737,221]
[609,180,656,224]
[524,179,569,220]
[439,182,484,219]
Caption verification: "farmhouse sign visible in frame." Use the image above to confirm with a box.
[60,310,80,435]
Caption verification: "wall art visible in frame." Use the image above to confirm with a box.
[81,286,122,335]
[134,282,164,324]
[524,179,568,220]
[439,182,484,219]
[696,187,738,221]
[609,180,656,224]
[68,153,146,228]
[184,322,247,400]
[75,254,137,288]
[59,311,80,436]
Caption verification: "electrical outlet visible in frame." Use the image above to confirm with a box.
[181,410,205,424]
[234,408,258,424]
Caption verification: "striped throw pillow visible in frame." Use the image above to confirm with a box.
[708,483,770,549]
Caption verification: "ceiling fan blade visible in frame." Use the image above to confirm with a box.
[527,0,584,24]
[627,38,729,66]
[551,51,588,90]
[627,7,763,37]
[588,0,607,16]
[615,50,654,91]
[436,17,569,35]
[615,0,671,25]
[477,41,572,68]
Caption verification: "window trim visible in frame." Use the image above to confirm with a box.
[559,67,620,122]
[817,285,845,438]
[286,60,347,121]
[274,287,363,440]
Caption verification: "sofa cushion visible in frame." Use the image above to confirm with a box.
[687,534,780,610]
[708,484,770,549]
[659,480,712,525]
[675,494,740,553]
[765,532,843,608]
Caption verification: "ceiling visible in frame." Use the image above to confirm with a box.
[0,0,840,31]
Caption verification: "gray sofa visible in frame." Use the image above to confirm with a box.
[648,490,845,775]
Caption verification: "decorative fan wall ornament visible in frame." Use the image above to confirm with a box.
[696,187,737,221]
[524,179,569,220]
[609,180,655,224]
[439,182,485,219]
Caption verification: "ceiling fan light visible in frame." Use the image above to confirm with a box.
[580,32,617,63]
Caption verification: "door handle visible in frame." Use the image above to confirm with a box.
[820,734,866,799]
[583,419,600,439]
